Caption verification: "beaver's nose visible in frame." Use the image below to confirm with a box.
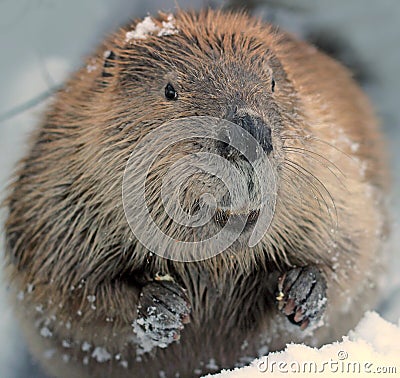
[218,113,273,161]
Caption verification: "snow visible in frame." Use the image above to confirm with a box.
[103,50,112,59]
[0,1,399,377]
[206,358,220,371]
[206,312,400,377]
[125,14,178,41]
[86,295,96,303]
[91,347,112,363]
[132,308,180,355]
[86,62,98,73]
[125,16,159,41]
[39,327,52,338]
[61,340,71,349]
[157,14,180,37]
[81,342,91,352]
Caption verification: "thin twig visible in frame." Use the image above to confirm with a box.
[0,85,61,123]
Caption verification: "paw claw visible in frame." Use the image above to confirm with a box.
[300,318,310,330]
[276,266,327,330]
[283,298,296,315]
[294,308,304,323]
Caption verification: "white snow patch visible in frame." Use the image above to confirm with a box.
[91,346,111,363]
[125,14,178,42]
[86,63,97,73]
[17,291,24,301]
[240,340,249,351]
[205,312,400,377]
[257,345,269,357]
[132,311,179,355]
[87,295,96,303]
[334,128,361,154]
[350,142,360,153]
[35,304,43,313]
[158,14,179,37]
[103,50,112,59]
[40,327,53,338]
[125,16,158,41]
[206,358,219,371]
[81,341,91,352]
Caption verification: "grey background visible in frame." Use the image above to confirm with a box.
[0,1,399,377]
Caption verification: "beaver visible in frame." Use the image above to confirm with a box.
[3,9,389,378]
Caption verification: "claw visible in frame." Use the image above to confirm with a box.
[294,308,304,323]
[275,266,327,330]
[283,298,296,315]
[300,318,310,330]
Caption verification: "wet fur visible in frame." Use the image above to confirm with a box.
[4,10,389,378]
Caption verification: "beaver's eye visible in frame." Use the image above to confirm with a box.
[271,78,276,93]
[165,83,178,100]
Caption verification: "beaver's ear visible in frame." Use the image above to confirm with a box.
[101,50,117,83]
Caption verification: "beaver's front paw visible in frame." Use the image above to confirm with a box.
[133,279,191,354]
[276,266,327,330]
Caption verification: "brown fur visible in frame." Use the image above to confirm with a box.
[3,10,389,378]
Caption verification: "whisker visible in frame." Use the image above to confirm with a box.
[283,146,348,191]
[283,146,343,176]
[281,164,326,218]
[289,162,338,232]
[283,159,338,230]
[282,134,352,162]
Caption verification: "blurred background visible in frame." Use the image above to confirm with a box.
[0,1,399,377]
